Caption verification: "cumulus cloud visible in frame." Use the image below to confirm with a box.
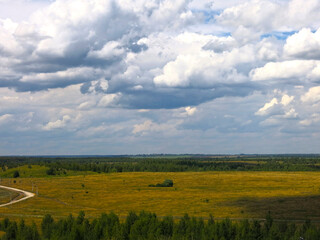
[250,60,320,82]
[255,98,279,116]
[284,28,320,59]
[215,0,280,32]
[154,51,246,87]
[185,106,197,116]
[301,86,320,103]
[153,36,254,88]
[98,93,121,107]
[255,92,297,120]
[216,0,320,33]
[43,115,71,130]
[87,41,124,60]
[202,36,237,53]
[281,94,294,106]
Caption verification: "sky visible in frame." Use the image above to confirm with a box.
[0,0,320,155]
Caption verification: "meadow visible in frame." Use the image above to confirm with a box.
[0,188,19,205]
[1,166,320,224]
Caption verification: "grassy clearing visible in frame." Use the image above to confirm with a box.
[0,188,20,205]
[1,171,320,224]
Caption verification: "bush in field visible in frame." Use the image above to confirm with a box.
[149,179,173,187]
[163,179,173,187]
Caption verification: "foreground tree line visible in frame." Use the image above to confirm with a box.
[0,211,319,240]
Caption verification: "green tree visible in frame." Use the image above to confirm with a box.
[13,170,20,178]
[41,214,54,239]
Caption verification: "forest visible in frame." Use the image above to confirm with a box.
[1,155,320,174]
[1,211,319,240]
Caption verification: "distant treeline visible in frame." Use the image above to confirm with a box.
[2,156,320,173]
[0,211,319,240]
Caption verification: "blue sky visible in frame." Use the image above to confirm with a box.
[0,0,320,155]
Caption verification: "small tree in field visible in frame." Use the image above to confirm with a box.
[13,170,20,178]
[163,179,173,187]
[149,179,173,187]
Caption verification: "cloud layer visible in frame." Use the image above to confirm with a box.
[1,0,320,154]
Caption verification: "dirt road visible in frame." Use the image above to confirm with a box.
[0,185,35,207]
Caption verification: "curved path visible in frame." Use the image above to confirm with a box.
[0,185,35,207]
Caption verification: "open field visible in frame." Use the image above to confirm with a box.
[1,171,320,224]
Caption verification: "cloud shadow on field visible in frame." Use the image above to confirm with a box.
[222,194,320,220]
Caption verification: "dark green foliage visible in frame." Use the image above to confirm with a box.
[149,179,173,187]
[163,179,173,187]
[41,214,54,239]
[158,216,174,237]
[46,167,55,175]
[2,211,320,240]
[3,155,320,175]
[12,170,19,178]
[0,219,39,240]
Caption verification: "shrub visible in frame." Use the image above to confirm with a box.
[46,167,55,175]
[13,170,20,178]
[163,179,173,187]
[149,179,173,187]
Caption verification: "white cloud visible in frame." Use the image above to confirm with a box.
[281,94,294,106]
[43,115,71,130]
[185,106,197,116]
[0,21,24,56]
[255,92,297,120]
[250,60,319,81]
[255,98,278,116]
[300,113,320,126]
[284,108,298,119]
[87,41,124,60]
[256,38,281,61]
[202,36,237,53]
[216,0,320,33]
[98,93,121,107]
[78,101,96,110]
[284,28,320,59]
[132,120,181,135]
[215,0,280,32]
[153,42,252,87]
[301,86,320,103]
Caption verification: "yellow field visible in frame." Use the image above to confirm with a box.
[1,171,320,224]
